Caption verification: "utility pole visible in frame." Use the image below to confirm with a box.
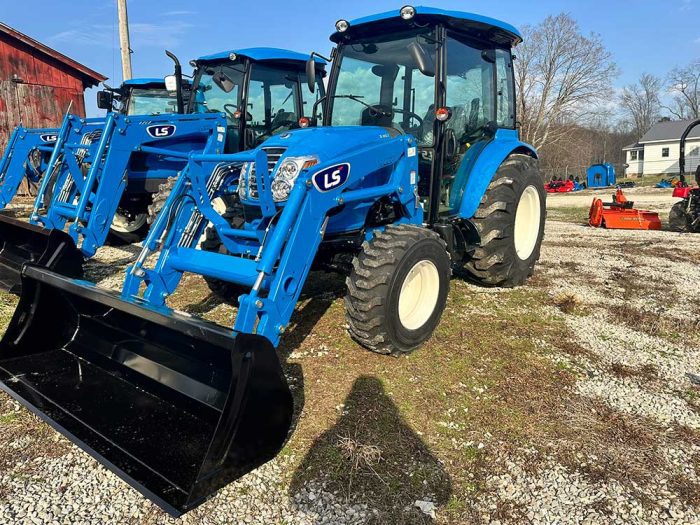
[116,0,133,81]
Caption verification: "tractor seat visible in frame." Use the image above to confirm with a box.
[417,103,471,145]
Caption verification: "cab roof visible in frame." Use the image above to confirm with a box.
[121,78,166,88]
[330,6,522,46]
[197,47,326,65]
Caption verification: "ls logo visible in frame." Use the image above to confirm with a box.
[40,134,57,143]
[146,125,176,138]
[312,163,350,192]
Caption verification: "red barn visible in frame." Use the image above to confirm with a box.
[0,22,106,150]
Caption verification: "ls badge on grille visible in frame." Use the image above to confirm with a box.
[40,134,58,143]
[146,125,176,138]
[312,163,350,192]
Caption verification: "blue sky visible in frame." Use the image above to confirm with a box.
[3,0,699,117]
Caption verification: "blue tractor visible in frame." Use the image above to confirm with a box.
[0,7,545,516]
[0,77,178,212]
[0,49,324,291]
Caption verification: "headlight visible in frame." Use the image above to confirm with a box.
[238,162,251,200]
[272,156,318,201]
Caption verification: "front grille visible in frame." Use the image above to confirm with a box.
[245,147,286,200]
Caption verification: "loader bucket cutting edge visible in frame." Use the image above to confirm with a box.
[0,265,293,515]
[0,214,83,293]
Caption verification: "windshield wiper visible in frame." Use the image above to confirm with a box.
[331,94,391,117]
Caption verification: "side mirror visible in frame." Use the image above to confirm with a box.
[408,41,435,77]
[164,75,178,92]
[213,71,236,94]
[306,57,316,94]
[96,90,114,110]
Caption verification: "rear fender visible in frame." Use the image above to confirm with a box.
[452,129,537,220]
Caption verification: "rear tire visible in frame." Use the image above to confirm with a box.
[669,200,690,232]
[345,224,451,355]
[463,154,545,287]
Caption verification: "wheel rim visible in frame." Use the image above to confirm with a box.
[111,211,147,233]
[398,260,440,330]
[514,185,541,260]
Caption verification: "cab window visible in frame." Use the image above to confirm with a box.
[495,49,515,128]
[330,29,437,146]
[445,34,495,145]
[126,89,178,115]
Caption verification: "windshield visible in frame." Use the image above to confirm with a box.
[330,29,436,146]
[125,89,178,115]
[191,63,245,121]
[246,63,325,144]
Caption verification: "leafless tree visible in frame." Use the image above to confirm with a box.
[665,59,700,119]
[619,73,662,137]
[515,13,618,150]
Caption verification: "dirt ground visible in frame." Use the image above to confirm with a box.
[0,188,699,524]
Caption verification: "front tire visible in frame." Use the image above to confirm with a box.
[345,224,451,355]
[463,154,546,287]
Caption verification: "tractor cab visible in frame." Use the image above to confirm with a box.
[311,6,522,223]
[188,48,326,153]
[96,78,186,116]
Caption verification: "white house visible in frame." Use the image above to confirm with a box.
[623,119,700,177]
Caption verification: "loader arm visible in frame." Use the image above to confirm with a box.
[0,127,58,208]
[32,113,227,256]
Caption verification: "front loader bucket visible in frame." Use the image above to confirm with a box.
[0,214,83,293]
[0,265,293,515]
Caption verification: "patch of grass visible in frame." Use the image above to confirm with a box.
[668,474,700,507]
[552,292,583,314]
[631,175,668,187]
[546,206,588,224]
[612,302,700,340]
[0,412,19,425]
[608,363,659,382]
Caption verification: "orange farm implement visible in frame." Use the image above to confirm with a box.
[588,189,661,230]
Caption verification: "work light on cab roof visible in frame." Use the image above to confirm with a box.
[400,5,416,19]
[335,19,349,32]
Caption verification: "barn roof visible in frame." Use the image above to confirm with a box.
[0,22,106,88]
[639,119,700,143]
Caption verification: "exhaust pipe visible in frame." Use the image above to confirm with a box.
[0,265,293,515]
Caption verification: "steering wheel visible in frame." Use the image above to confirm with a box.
[271,110,298,130]
[223,104,239,120]
[393,108,424,128]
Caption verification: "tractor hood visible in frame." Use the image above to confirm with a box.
[261,126,401,163]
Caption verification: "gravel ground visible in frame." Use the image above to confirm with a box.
[0,191,699,524]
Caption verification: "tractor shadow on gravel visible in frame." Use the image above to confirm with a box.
[290,376,452,524]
